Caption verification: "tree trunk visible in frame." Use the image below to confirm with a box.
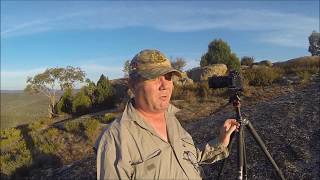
[48,96,57,119]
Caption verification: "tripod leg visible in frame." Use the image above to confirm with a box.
[242,130,247,180]
[245,120,286,180]
[217,132,237,180]
[238,123,245,180]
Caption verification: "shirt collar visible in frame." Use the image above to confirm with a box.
[121,98,181,140]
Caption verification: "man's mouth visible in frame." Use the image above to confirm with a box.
[160,95,168,100]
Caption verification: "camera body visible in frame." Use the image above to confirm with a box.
[208,70,243,90]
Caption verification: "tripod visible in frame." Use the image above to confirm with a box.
[218,90,286,180]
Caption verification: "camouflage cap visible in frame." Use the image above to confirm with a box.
[129,49,182,80]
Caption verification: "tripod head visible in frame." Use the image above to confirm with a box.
[228,87,243,121]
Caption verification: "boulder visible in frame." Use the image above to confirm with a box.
[187,64,227,82]
[173,72,194,86]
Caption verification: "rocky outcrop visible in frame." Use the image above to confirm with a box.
[187,64,228,82]
[173,72,194,86]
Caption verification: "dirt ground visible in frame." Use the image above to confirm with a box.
[46,81,320,180]
[184,81,320,180]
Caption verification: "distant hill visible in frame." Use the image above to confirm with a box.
[1,90,25,94]
[273,56,320,66]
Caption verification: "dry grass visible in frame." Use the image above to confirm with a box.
[1,93,52,129]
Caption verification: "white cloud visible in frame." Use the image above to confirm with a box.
[1,68,47,90]
[0,63,124,90]
[79,63,123,81]
[1,3,317,48]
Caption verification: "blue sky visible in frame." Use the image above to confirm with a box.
[1,1,319,90]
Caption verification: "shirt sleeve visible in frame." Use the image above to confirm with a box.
[96,128,133,180]
[197,137,229,164]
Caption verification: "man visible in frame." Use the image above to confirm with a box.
[96,49,239,179]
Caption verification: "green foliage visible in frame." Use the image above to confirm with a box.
[241,56,255,66]
[123,60,131,77]
[171,57,187,71]
[24,66,86,118]
[101,113,116,124]
[56,88,73,114]
[308,30,320,56]
[82,119,100,141]
[30,128,61,154]
[200,39,240,70]
[94,74,115,108]
[83,78,97,104]
[28,118,51,132]
[243,66,283,86]
[64,120,82,134]
[72,89,92,115]
[0,128,32,176]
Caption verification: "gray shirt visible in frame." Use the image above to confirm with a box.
[95,100,229,179]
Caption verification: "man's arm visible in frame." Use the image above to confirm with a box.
[96,129,133,180]
[197,119,239,164]
[197,137,229,164]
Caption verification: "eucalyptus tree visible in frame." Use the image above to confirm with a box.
[25,66,86,118]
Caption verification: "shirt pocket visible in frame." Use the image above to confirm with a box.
[131,149,161,179]
[181,137,204,177]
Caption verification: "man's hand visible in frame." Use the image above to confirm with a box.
[219,119,240,148]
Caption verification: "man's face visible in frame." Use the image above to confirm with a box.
[132,73,174,113]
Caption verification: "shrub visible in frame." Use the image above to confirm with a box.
[94,74,115,108]
[72,90,92,115]
[82,119,100,141]
[241,56,255,66]
[297,71,311,83]
[200,39,240,71]
[172,83,198,101]
[56,88,73,114]
[28,118,51,132]
[171,57,187,71]
[196,81,212,101]
[30,128,61,154]
[308,30,320,56]
[64,120,82,134]
[243,66,283,86]
[0,128,32,176]
[276,57,320,76]
[101,113,116,124]
[185,90,198,104]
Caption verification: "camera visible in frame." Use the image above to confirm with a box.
[208,70,243,90]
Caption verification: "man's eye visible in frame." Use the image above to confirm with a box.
[164,74,172,81]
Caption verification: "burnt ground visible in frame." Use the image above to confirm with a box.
[184,81,320,180]
[47,81,320,180]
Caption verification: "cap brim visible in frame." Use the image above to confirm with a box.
[138,67,182,80]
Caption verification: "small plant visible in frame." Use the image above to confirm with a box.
[82,118,100,141]
[297,71,311,84]
[0,128,32,176]
[243,66,283,86]
[30,127,61,154]
[241,56,255,66]
[101,113,116,124]
[64,120,82,134]
[28,118,51,132]
[196,81,211,101]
